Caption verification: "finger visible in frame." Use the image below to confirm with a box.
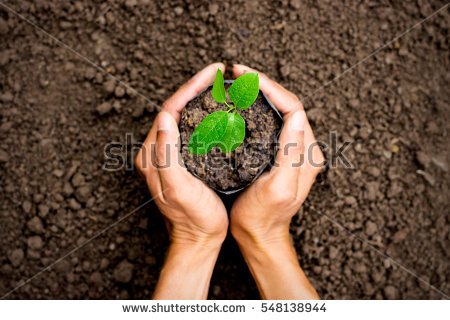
[271,111,305,191]
[155,111,190,189]
[162,62,226,122]
[233,64,302,115]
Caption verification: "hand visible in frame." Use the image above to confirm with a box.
[135,63,228,299]
[230,64,324,299]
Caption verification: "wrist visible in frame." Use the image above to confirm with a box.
[154,240,222,299]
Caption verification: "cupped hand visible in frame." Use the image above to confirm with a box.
[135,63,229,247]
[230,64,325,247]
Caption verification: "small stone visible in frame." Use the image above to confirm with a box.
[365,221,377,236]
[208,3,219,15]
[365,182,380,201]
[27,236,43,250]
[385,52,396,65]
[96,102,112,115]
[174,6,183,16]
[22,200,32,214]
[63,182,74,196]
[100,258,109,270]
[353,263,367,273]
[384,285,398,299]
[38,204,50,217]
[125,0,137,8]
[27,217,44,234]
[329,246,338,259]
[344,196,357,205]
[113,260,134,283]
[8,249,24,267]
[71,173,85,187]
[103,79,116,93]
[290,0,301,9]
[52,169,64,178]
[89,271,103,284]
[114,86,125,98]
[416,151,431,168]
[54,260,71,273]
[68,198,82,210]
[75,185,93,203]
[392,229,409,243]
[366,166,380,177]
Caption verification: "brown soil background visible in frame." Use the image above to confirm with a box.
[0,0,449,299]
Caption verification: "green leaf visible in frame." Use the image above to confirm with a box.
[188,111,228,155]
[188,111,246,155]
[211,69,226,103]
[228,73,259,110]
[217,112,246,154]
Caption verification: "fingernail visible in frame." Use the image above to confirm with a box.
[289,111,305,132]
[157,112,171,131]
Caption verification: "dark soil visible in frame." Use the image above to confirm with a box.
[0,1,449,299]
[179,86,281,191]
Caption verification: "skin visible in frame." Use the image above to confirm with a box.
[135,63,324,300]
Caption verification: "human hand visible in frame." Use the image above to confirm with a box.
[230,64,324,299]
[135,63,228,299]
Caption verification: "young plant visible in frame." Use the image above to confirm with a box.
[188,69,259,155]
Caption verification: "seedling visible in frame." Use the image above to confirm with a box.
[188,69,259,155]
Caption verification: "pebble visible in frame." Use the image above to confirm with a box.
[366,166,380,177]
[384,285,398,299]
[22,200,32,214]
[415,151,431,168]
[174,6,184,16]
[27,217,44,234]
[52,169,64,178]
[89,271,103,284]
[100,258,110,270]
[365,221,377,236]
[27,236,43,250]
[75,185,93,203]
[113,260,134,283]
[103,79,116,93]
[8,248,24,267]
[392,228,409,243]
[209,3,219,15]
[68,198,82,210]
[114,86,125,98]
[344,196,357,206]
[364,182,380,201]
[71,173,85,187]
[329,246,339,259]
[54,260,71,273]
[96,102,113,115]
[38,204,50,218]
[290,0,302,9]
[63,182,74,196]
